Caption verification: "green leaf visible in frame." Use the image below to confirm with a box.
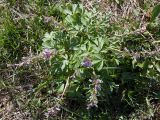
[92,60,101,65]
[103,67,121,70]
[65,15,74,24]
[155,63,160,72]
[93,39,99,46]
[115,0,120,4]
[57,84,65,93]
[61,60,68,70]
[64,9,72,15]
[72,4,78,13]
[81,16,87,25]
[115,59,120,65]
[42,40,53,48]
[98,37,104,49]
[155,56,160,61]
[136,62,144,68]
[151,4,160,21]
[97,60,104,71]
[93,54,102,60]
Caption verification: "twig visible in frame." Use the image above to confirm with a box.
[61,76,70,98]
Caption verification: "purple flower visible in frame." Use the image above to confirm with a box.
[43,48,52,59]
[90,79,103,91]
[95,84,101,91]
[87,93,98,109]
[81,58,92,67]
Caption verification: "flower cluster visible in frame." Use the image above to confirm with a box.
[87,93,98,109]
[93,79,103,91]
[87,78,103,109]
[43,48,52,59]
[81,57,92,68]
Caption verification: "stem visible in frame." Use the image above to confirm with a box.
[61,76,70,98]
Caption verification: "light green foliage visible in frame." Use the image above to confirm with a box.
[151,4,160,21]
